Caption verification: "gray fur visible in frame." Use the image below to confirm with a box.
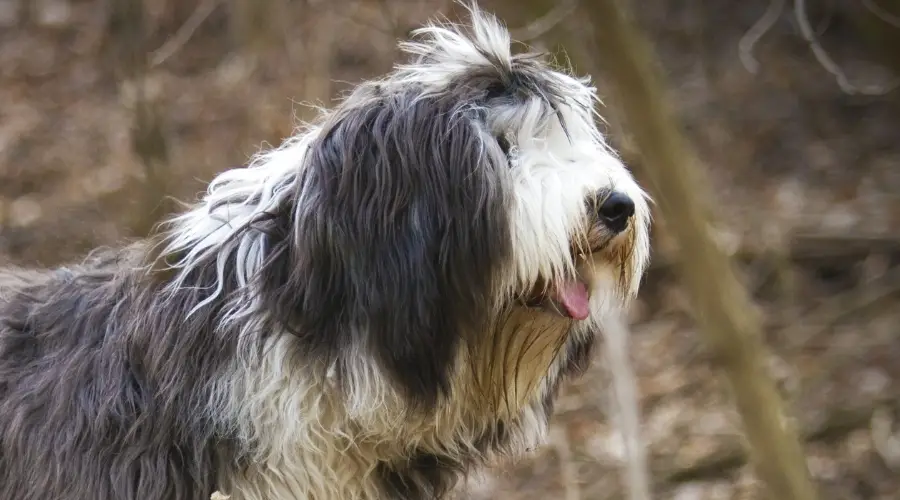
[0,245,231,500]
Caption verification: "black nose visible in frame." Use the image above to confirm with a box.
[597,192,635,233]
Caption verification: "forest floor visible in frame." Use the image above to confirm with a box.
[2,1,899,498]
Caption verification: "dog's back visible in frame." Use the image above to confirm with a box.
[0,248,222,500]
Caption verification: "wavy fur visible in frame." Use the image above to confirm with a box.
[0,5,651,500]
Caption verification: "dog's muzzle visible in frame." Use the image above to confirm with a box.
[519,191,637,321]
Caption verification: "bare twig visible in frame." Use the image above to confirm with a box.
[738,0,900,93]
[863,0,900,29]
[738,0,785,74]
[549,426,582,500]
[794,0,900,95]
[510,0,579,41]
[337,12,396,37]
[373,0,399,35]
[104,0,174,236]
[150,0,223,67]
[601,312,651,500]
[295,0,334,119]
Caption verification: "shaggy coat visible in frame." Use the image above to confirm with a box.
[0,6,651,500]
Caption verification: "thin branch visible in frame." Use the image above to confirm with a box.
[311,0,397,39]
[549,426,582,500]
[510,0,579,42]
[150,0,223,68]
[812,0,836,35]
[863,0,900,29]
[794,0,900,95]
[373,0,399,36]
[601,312,651,500]
[338,12,396,37]
[738,0,785,75]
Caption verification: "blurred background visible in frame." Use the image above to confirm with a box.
[1,0,899,498]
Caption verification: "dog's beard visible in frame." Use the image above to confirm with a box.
[519,226,638,321]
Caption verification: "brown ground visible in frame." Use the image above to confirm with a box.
[2,1,900,498]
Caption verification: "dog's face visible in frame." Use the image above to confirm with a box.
[272,10,650,423]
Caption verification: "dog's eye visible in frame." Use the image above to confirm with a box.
[496,135,511,156]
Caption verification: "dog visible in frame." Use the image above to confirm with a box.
[0,5,650,500]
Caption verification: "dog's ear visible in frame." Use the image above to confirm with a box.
[266,88,512,407]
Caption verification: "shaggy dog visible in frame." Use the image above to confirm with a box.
[0,6,651,500]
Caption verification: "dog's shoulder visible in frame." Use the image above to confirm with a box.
[0,244,150,345]
[0,244,131,297]
[0,266,51,296]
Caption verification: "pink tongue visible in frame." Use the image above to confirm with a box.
[552,279,591,320]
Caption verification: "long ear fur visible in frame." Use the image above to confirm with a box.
[261,87,512,407]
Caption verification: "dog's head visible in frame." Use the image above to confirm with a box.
[160,4,649,440]
[287,6,650,413]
